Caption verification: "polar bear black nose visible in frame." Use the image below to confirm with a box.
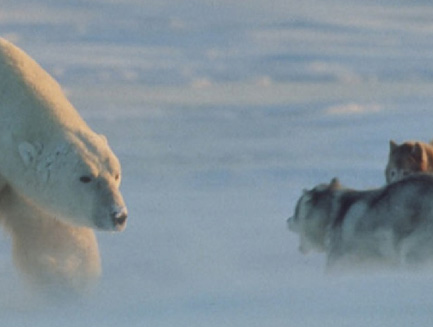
[112,207,128,229]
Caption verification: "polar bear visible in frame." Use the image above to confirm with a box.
[0,38,127,294]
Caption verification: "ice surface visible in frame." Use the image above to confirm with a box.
[2,1,433,326]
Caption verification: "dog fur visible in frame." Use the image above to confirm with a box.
[385,140,433,183]
[288,174,433,271]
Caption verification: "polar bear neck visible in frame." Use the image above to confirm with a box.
[0,38,89,140]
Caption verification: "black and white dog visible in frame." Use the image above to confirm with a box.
[288,174,433,270]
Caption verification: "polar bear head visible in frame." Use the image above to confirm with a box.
[17,131,128,232]
[0,37,127,232]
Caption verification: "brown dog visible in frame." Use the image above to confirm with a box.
[385,140,433,183]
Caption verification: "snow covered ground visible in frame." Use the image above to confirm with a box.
[2,1,433,326]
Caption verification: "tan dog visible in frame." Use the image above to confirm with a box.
[385,140,433,183]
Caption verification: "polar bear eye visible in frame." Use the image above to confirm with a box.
[79,176,92,183]
[115,173,120,181]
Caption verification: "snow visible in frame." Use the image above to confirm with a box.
[2,0,433,326]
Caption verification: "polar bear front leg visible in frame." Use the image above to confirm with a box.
[12,217,102,294]
[0,190,101,294]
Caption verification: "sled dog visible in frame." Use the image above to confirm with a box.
[288,174,433,271]
[385,140,433,183]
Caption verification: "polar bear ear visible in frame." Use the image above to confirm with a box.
[18,142,38,166]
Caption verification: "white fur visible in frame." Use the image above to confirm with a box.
[0,190,101,293]
[0,38,127,293]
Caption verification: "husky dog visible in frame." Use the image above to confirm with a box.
[288,175,433,271]
[385,140,433,183]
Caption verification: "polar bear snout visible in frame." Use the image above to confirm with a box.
[111,206,128,231]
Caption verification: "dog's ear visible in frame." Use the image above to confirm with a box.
[412,142,425,162]
[329,177,340,189]
[389,140,398,152]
